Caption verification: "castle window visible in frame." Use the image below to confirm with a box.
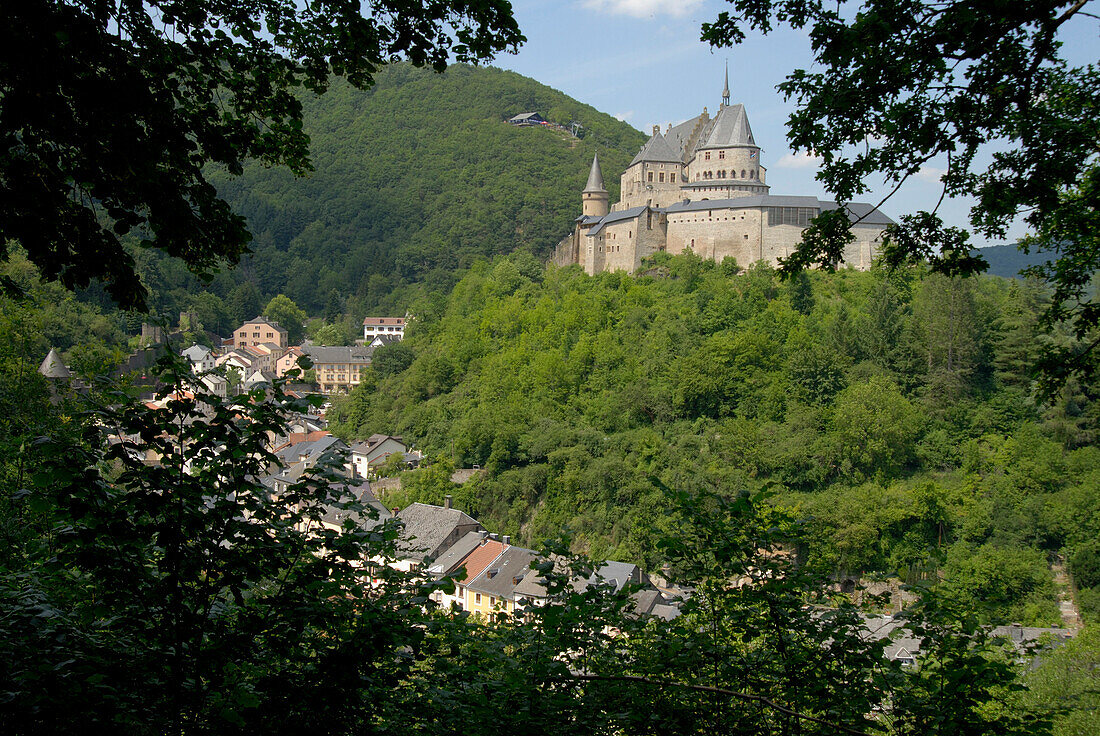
[648,171,653,182]
[719,150,725,160]
[741,169,747,178]
[704,152,711,161]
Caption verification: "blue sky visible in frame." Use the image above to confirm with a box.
[491,0,1098,247]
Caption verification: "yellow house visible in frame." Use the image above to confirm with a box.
[464,545,536,619]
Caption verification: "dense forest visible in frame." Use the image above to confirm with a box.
[117,63,645,323]
[330,253,1100,628]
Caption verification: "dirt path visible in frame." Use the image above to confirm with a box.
[1052,556,1083,632]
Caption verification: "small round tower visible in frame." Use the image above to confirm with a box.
[582,153,609,218]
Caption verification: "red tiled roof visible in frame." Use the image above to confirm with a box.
[454,540,505,584]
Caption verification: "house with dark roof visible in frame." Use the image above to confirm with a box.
[425,531,506,610]
[300,345,375,394]
[234,317,288,349]
[551,65,891,274]
[393,500,484,572]
[507,112,547,126]
[349,434,413,478]
[465,545,537,618]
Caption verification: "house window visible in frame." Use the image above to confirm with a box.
[647,171,653,182]
[704,152,711,161]
[490,597,496,606]
[719,150,725,160]
[475,593,482,604]
[658,172,664,182]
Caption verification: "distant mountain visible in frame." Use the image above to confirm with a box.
[201,63,646,313]
[972,243,1050,279]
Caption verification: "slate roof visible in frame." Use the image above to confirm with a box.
[467,546,538,598]
[396,503,483,561]
[630,132,681,165]
[699,103,756,149]
[666,114,705,161]
[301,345,375,364]
[39,349,70,379]
[821,200,896,226]
[320,480,392,531]
[182,345,212,362]
[862,615,923,662]
[428,533,506,583]
[662,195,894,225]
[425,531,488,576]
[274,434,342,466]
[509,112,545,123]
[587,205,649,236]
[583,153,606,193]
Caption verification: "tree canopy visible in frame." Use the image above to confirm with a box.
[702,0,1100,388]
[0,0,523,310]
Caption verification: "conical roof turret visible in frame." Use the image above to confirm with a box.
[39,348,71,379]
[583,153,607,193]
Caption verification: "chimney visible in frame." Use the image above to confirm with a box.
[652,125,659,136]
[489,533,499,541]
[443,494,452,509]
[502,535,511,546]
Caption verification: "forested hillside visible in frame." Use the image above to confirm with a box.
[331,254,1100,627]
[130,63,645,320]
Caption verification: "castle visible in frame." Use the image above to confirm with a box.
[552,69,893,274]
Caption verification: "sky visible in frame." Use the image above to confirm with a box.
[490,0,1098,247]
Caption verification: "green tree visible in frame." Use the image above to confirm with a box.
[187,291,232,336]
[373,342,416,378]
[0,0,523,309]
[314,323,347,346]
[702,0,1100,389]
[228,281,262,326]
[263,294,307,345]
[0,358,439,732]
[1019,625,1100,736]
[831,375,923,480]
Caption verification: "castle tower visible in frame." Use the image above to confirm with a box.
[581,153,609,218]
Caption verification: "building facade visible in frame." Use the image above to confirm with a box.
[552,70,892,274]
[362,316,406,341]
[234,317,288,349]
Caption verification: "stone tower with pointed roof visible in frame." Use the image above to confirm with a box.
[581,153,609,218]
[550,69,893,276]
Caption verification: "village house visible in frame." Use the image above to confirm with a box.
[425,531,507,610]
[362,316,406,342]
[464,544,537,619]
[349,434,415,478]
[181,344,218,372]
[393,500,484,573]
[234,317,288,349]
[300,345,374,394]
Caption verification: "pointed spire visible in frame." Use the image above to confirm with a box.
[583,153,606,193]
[722,61,730,107]
[39,348,71,379]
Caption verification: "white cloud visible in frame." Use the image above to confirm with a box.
[775,151,822,169]
[916,166,946,183]
[581,0,704,18]
[614,110,636,122]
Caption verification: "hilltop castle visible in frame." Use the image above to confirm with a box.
[552,69,892,274]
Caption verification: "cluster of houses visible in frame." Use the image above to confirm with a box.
[181,314,407,395]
